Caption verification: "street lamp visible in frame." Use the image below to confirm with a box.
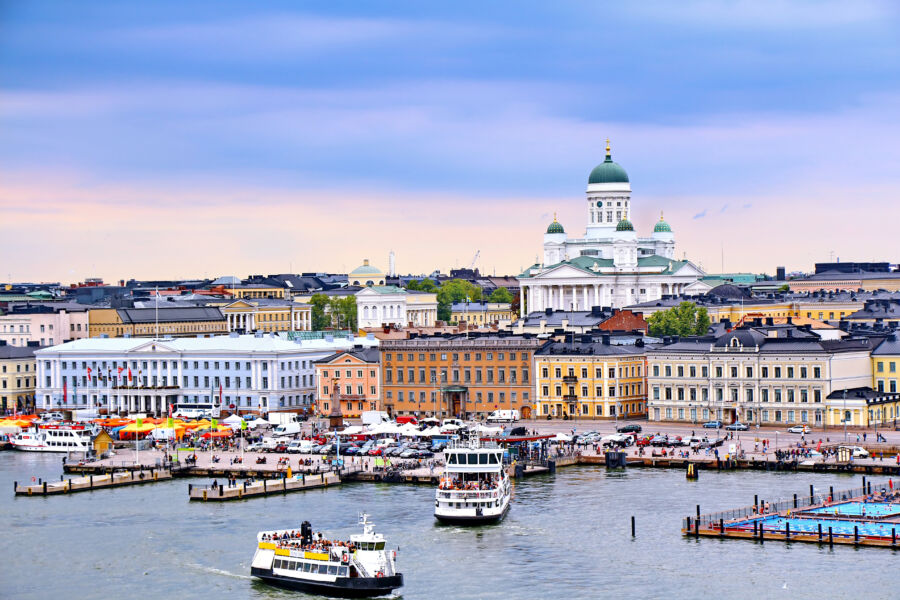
[843,389,848,442]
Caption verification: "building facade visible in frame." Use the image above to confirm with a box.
[217,299,312,333]
[356,287,438,329]
[380,334,545,419]
[35,333,378,416]
[873,334,900,395]
[450,302,515,327]
[314,347,381,418]
[0,341,38,413]
[534,336,647,421]
[0,304,89,347]
[646,327,874,427]
[511,307,647,335]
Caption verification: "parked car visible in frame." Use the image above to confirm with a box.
[635,435,654,447]
[668,436,686,447]
[725,422,749,431]
[616,423,642,434]
[415,449,434,458]
[702,420,722,429]
[650,435,670,447]
[787,425,811,434]
[840,445,870,458]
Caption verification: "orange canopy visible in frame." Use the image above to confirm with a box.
[201,430,233,438]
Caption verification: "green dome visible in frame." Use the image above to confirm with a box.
[615,218,634,232]
[654,220,671,233]
[349,259,382,275]
[546,220,565,234]
[589,142,629,184]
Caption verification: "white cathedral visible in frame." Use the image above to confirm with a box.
[517,141,704,310]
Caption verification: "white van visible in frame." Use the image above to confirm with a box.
[487,410,520,423]
[173,403,219,419]
[287,439,314,454]
[272,422,302,438]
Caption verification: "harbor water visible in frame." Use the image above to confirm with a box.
[2,452,897,599]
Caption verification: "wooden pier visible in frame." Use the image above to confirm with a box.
[15,469,172,496]
[188,472,341,501]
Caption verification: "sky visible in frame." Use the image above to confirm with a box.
[2,1,900,283]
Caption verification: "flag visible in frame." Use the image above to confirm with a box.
[211,418,218,428]
[167,417,174,428]
[87,366,92,380]
[219,384,223,404]
[127,368,133,383]
[136,417,143,428]
[63,379,67,404]
[240,419,247,431]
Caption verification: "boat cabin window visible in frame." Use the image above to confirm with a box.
[479,454,488,465]
[489,453,499,464]
[328,564,338,575]
[302,562,312,572]
[448,454,458,465]
[339,567,348,577]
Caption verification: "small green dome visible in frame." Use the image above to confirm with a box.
[616,219,634,232]
[349,259,382,276]
[654,220,671,233]
[589,141,629,184]
[546,220,565,234]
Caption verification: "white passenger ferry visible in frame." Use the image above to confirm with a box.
[250,514,403,598]
[435,437,511,525]
[10,424,94,453]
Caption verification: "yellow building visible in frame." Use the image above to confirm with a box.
[534,336,647,421]
[223,284,288,300]
[450,302,515,326]
[825,387,900,429]
[212,300,312,333]
[873,335,900,395]
[88,307,228,338]
[0,342,38,412]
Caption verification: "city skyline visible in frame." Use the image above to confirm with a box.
[3,1,900,282]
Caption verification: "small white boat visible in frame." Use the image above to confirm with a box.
[435,437,511,525]
[10,424,94,453]
[250,514,403,598]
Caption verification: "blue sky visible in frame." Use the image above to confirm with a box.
[2,1,899,280]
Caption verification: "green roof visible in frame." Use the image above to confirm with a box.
[349,264,382,275]
[653,219,671,233]
[588,151,629,184]
[546,220,565,234]
[616,218,634,231]
[366,286,406,295]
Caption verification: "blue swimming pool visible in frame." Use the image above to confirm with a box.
[731,515,900,538]
[802,501,900,518]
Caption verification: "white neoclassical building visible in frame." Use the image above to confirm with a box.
[356,287,438,329]
[518,141,704,310]
[34,333,378,416]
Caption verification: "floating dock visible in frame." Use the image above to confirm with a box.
[15,469,172,496]
[683,478,900,548]
[188,472,341,501]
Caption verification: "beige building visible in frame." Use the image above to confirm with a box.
[647,325,873,427]
[0,342,38,413]
[450,302,515,327]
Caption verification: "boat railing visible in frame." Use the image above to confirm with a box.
[437,489,499,500]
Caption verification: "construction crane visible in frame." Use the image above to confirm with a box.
[468,250,480,270]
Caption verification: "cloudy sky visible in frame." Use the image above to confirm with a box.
[2,1,899,283]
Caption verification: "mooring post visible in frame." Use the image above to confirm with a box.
[854,525,859,544]
[862,476,867,494]
[793,493,798,508]
[893,528,896,546]
[631,516,635,537]
[754,494,758,510]
[809,484,814,504]
[786,522,790,540]
[829,526,833,547]
[753,520,758,539]
[818,523,823,541]
[829,485,834,501]
[719,518,724,536]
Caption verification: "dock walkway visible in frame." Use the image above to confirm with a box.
[188,471,341,501]
[15,469,172,496]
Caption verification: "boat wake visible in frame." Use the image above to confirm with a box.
[188,563,253,580]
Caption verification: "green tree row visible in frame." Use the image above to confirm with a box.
[309,294,358,331]
[647,301,711,337]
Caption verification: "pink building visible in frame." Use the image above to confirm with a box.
[0,304,90,347]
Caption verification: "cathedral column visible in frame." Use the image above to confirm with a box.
[583,286,589,310]
[593,284,600,308]
[519,286,525,316]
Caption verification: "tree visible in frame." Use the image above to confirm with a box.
[328,296,358,331]
[777,284,790,293]
[309,294,331,330]
[436,279,482,322]
[488,287,514,303]
[647,302,711,337]
[406,278,437,293]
